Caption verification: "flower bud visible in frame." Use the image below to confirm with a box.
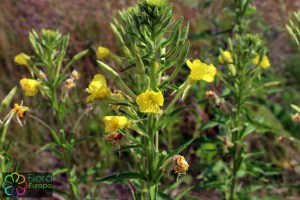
[71,70,80,80]
[96,47,111,59]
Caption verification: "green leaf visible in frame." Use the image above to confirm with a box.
[201,121,219,130]
[193,181,225,190]
[150,184,158,200]
[167,138,195,159]
[71,136,94,145]
[0,87,17,113]
[240,185,263,194]
[50,129,60,145]
[53,188,69,197]
[36,142,57,154]
[250,105,290,136]
[114,144,144,152]
[169,107,185,117]
[156,116,178,130]
[52,168,68,176]
[291,104,300,113]
[174,187,194,200]
[96,172,144,183]
[79,162,102,183]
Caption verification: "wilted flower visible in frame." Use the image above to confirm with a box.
[14,53,30,66]
[71,70,80,80]
[205,90,217,99]
[103,116,129,133]
[20,78,40,96]
[291,113,300,123]
[64,78,76,90]
[104,132,124,150]
[86,74,109,102]
[277,136,285,143]
[4,102,29,126]
[252,55,270,69]
[13,103,29,120]
[136,90,164,113]
[96,47,111,59]
[171,155,189,174]
[223,137,233,148]
[38,70,47,81]
[186,59,217,82]
[218,51,233,64]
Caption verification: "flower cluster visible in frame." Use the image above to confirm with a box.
[218,50,271,69]
[64,70,80,90]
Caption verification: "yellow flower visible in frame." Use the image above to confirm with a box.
[20,78,40,96]
[218,51,233,64]
[14,53,30,66]
[252,55,270,69]
[86,74,109,102]
[13,103,29,119]
[186,59,217,82]
[96,47,111,59]
[12,103,29,126]
[103,116,129,133]
[136,90,164,113]
[172,155,189,174]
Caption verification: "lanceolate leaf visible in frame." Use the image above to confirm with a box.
[167,138,195,159]
[96,172,145,183]
[114,144,145,152]
[291,104,300,113]
[0,87,17,113]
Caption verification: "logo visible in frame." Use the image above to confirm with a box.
[2,172,28,198]
[2,172,53,198]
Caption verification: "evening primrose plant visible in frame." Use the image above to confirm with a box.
[212,34,276,199]
[14,29,89,199]
[93,0,216,199]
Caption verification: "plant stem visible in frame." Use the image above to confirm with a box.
[164,80,188,113]
[27,113,53,131]
[155,131,159,153]
[51,87,78,199]
[0,125,8,176]
[150,61,157,91]
[229,70,244,199]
